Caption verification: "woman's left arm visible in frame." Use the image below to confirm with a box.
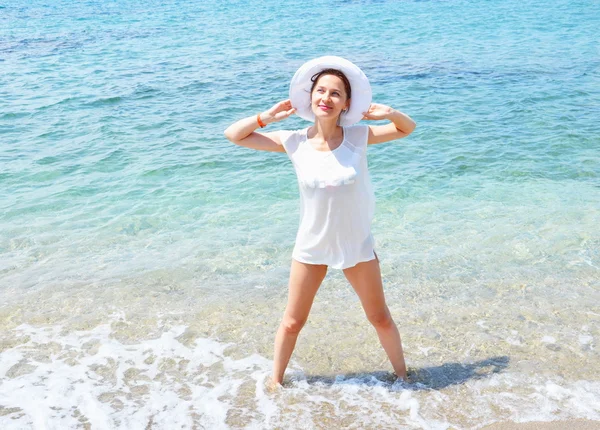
[363,103,416,145]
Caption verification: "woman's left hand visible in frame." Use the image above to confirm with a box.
[362,103,395,121]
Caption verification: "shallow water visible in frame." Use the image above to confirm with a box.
[1,0,599,428]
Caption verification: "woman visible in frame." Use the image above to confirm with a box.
[224,56,416,386]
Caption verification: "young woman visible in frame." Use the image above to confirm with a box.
[224,56,416,386]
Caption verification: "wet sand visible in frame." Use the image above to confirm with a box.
[482,420,600,430]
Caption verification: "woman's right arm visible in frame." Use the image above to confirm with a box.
[224,99,296,153]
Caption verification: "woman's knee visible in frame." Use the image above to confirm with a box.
[280,316,307,335]
[367,309,395,330]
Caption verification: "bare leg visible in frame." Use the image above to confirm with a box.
[343,257,407,379]
[272,259,328,385]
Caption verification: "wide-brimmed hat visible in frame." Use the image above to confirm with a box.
[289,56,372,127]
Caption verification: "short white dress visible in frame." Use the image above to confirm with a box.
[280,124,376,269]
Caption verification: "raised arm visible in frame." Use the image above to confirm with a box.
[362,103,416,145]
[224,100,296,152]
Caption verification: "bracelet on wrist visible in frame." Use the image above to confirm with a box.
[257,113,266,128]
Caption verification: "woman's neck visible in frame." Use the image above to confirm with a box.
[310,119,342,142]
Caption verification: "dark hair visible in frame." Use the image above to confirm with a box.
[310,68,352,100]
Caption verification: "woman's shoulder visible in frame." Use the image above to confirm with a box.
[279,127,308,153]
[344,123,369,133]
[343,124,369,145]
[279,127,307,139]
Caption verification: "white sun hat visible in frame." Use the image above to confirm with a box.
[289,56,372,127]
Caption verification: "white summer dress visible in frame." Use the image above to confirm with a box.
[280,124,376,269]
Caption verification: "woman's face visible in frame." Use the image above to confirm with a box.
[310,74,350,122]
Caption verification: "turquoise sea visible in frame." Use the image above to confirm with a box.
[1,0,599,428]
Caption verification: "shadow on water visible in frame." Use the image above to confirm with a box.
[296,356,509,391]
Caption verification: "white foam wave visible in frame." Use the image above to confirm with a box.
[1,321,599,430]
[0,322,272,430]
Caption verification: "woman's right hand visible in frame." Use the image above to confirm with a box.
[260,99,296,125]
[224,99,296,152]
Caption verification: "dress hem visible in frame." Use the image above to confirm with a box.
[291,252,377,270]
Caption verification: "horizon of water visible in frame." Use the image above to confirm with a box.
[1,0,599,428]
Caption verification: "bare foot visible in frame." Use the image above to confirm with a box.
[395,375,408,384]
[393,369,412,384]
[393,371,407,380]
[265,377,283,393]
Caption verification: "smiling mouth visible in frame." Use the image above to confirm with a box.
[318,105,332,110]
